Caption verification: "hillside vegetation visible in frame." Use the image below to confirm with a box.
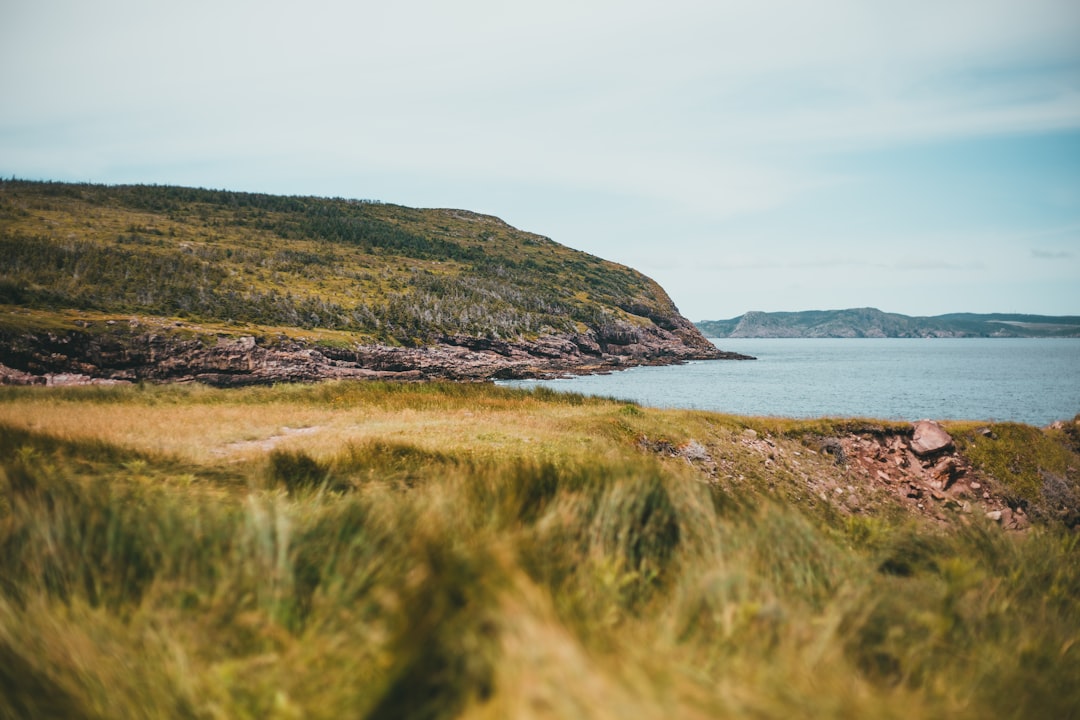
[0,180,702,348]
[698,308,1080,338]
[1,382,1079,719]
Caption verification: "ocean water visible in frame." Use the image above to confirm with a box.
[499,338,1080,425]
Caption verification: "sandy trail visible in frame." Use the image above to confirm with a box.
[216,425,323,455]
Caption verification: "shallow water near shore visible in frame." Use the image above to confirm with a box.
[500,338,1080,425]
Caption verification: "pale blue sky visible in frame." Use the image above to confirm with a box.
[2,0,1078,320]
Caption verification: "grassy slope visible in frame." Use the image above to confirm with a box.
[1,383,1078,719]
[0,180,692,347]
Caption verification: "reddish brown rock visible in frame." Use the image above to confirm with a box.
[931,457,962,489]
[0,323,753,387]
[0,363,46,385]
[910,420,954,457]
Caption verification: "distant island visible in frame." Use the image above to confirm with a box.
[696,308,1080,338]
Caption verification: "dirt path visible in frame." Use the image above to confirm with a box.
[216,425,323,455]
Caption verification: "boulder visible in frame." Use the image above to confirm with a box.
[931,456,962,489]
[910,420,954,457]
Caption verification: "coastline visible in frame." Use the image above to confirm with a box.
[0,319,753,387]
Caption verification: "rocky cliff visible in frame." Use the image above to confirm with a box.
[0,315,749,387]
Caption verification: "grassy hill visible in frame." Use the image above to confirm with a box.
[0,180,662,341]
[0,180,722,382]
[1,382,1078,718]
[698,308,1080,338]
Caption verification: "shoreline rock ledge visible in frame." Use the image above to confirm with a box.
[0,323,754,387]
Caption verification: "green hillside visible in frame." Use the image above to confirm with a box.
[0,180,701,347]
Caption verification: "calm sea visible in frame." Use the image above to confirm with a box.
[499,338,1080,426]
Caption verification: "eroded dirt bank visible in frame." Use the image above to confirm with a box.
[643,419,1080,531]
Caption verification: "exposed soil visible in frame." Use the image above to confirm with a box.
[642,420,1031,531]
[216,425,324,456]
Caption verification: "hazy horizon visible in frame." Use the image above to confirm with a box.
[3,1,1078,320]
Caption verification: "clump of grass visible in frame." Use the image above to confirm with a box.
[266,448,329,494]
[953,421,1080,525]
[844,523,1080,716]
[333,439,459,487]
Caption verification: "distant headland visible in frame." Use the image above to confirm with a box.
[696,308,1080,338]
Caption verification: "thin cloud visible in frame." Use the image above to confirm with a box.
[1032,249,1074,259]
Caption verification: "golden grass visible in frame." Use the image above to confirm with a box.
[0,385,618,468]
[1,382,1078,719]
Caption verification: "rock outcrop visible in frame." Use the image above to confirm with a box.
[640,421,1033,531]
[0,321,752,386]
[825,424,1030,530]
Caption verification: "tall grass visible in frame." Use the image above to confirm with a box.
[1,384,1078,718]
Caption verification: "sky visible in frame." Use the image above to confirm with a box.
[2,0,1079,321]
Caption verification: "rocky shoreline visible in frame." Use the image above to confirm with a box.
[0,322,753,387]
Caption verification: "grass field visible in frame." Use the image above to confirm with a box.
[1,381,1078,719]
